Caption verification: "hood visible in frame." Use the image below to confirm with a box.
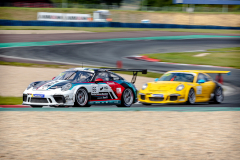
[33,80,69,90]
[148,81,187,91]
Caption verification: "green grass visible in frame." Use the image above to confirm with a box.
[143,47,240,69]
[207,47,240,51]
[0,96,22,105]
[0,26,240,34]
[1,7,239,16]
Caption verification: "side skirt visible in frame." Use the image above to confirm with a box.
[88,100,121,105]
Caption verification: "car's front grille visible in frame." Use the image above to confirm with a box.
[170,96,178,101]
[23,94,27,102]
[31,98,48,103]
[48,98,52,103]
[53,95,66,103]
[149,97,164,101]
[140,95,145,100]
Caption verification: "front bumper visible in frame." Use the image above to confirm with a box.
[138,92,187,104]
[22,89,74,106]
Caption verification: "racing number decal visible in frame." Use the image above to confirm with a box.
[197,86,202,94]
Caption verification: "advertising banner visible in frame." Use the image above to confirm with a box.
[37,12,63,21]
[37,12,91,22]
[65,14,91,22]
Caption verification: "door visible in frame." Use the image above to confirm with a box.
[91,72,118,102]
[195,73,215,102]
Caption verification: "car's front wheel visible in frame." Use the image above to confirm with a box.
[117,88,134,107]
[187,88,195,105]
[74,88,91,107]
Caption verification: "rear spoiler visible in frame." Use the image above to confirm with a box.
[196,70,231,84]
[100,68,147,84]
[195,70,231,75]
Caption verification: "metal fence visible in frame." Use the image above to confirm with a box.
[1,3,239,12]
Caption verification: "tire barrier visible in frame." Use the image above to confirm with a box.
[0,20,240,30]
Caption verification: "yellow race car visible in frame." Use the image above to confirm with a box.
[138,70,230,105]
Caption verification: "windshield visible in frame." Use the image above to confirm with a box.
[159,73,194,82]
[53,71,94,82]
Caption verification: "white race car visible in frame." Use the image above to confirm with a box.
[23,68,147,108]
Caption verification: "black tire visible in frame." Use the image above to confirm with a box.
[117,88,134,107]
[142,103,151,106]
[186,88,196,105]
[74,88,91,107]
[30,105,42,108]
[211,86,224,104]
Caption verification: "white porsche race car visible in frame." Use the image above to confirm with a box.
[23,68,147,108]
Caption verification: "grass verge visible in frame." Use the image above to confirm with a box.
[143,47,240,69]
[0,26,240,34]
[0,96,22,105]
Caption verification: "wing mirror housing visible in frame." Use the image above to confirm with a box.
[154,78,159,82]
[198,79,206,84]
[95,78,103,84]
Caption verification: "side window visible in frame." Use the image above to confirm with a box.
[94,72,110,81]
[197,73,205,82]
[204,74,211,82]
[75,72,93,82]
[197,73,210,82]
[109,73,122,81]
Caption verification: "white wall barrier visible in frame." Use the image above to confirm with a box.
[37,12,91,22]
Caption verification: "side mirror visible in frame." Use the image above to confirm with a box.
[154,78,159,82]
[95,78,103,84]
[52,77,55,80]
[198,79,206,84]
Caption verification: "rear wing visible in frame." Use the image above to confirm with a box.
[197,70,231,84]
[195,70,231,75]
[100,68,147,84]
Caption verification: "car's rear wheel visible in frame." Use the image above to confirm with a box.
[117,88,134,107]
[30,105,42,108]
[187,88,195,105]
[74,88,91,107]
[212,86,224,104]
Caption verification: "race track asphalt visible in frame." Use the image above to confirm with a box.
[0,37,240,107]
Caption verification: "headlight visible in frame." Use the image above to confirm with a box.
[176,84,184,91]
[142,83,148,90]
[61,83,72,91]
[27,82,34,90]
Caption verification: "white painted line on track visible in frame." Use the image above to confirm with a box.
[184,50,205,52]
[0,55,112,68]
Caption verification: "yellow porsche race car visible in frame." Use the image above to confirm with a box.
[138,70,230,105]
